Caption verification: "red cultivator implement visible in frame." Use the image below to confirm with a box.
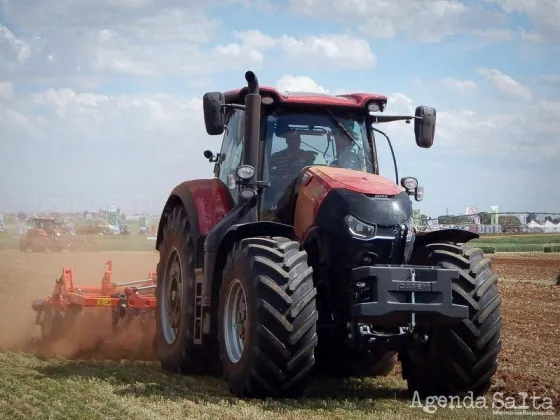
[31,261,157,357]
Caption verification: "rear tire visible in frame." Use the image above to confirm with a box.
[399,242,502,399]
[218,236,318,398]
[155,206,207,374]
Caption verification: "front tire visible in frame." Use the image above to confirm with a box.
[218,237,318,398]
[399,242,502,398]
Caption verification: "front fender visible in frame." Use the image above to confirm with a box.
[220,221,295,254]
[413,228,479,249]
[155,179,234,252]
[204,220,295,308]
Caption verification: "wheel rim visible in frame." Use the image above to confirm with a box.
[223,278,248,363]
[160,248,183,345]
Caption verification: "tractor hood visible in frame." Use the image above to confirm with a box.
[307,166,403,196]
[302,166,413,240]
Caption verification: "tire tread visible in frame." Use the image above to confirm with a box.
[400,242,502,398]
[220,236,318,398]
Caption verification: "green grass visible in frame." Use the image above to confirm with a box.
[0,351,505,420]
[491,244,557,252]
[473,234,560,245]
[470,234,560,253]
[470,233,560,254]
[544,245,560,253]
[475,244,560,253]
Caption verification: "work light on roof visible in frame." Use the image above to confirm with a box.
[261,96,274,105]
[367,102,381,112]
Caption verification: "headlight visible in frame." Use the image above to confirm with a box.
[403,217,414,242]
[236,165,255,180]
[344,214,376,240]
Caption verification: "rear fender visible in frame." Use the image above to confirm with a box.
[204,221,295,309]
[155,179,234,268]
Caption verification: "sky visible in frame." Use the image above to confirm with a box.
[0,0,559,217]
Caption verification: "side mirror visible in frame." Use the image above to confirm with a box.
[203,92,225,135]
[203,150,220,163]
[401,176,424,202]
[414,106,436,148]
[203,150,214,160]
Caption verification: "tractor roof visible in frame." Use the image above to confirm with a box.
[223,86,388,110]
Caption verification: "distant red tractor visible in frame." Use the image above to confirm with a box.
[19,217,97,252]
[19,217,66,252]
[154,71,502,399]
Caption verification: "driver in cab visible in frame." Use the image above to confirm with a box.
[269,129,316,191]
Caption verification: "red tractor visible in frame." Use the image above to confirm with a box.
[154,71,502,399]
[19,217,66,252]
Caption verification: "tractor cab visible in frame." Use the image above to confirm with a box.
[202,77,434,224]
[27,217,58,236]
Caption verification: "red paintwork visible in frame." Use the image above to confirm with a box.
[308,166,404,196]
[293,167,403,239]
[185,178,233,236]
[223,86,388,109]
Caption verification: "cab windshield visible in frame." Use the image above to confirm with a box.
[261,110,374,212]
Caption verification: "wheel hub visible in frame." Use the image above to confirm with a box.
[161,248,183,345]
[224,279,248,363]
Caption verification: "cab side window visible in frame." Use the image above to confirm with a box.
[218,109,245,188]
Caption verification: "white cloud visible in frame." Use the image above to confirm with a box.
[280,0,559,44]
[26,88,205,142]
[485,0,560,43]
[0,24,32,68]
[222,31,376,70]
[287,0,509,42]
[540,74,560,85]
[471,28,514,41]
[1,5,226,87]
[477,68,532,101]
[276,75,330,93]
[278,34,376,69]
[78,9,223,79]
[441,78,479,93]
[270,76,560,162]
[2,7,375,88]
[0,82,15,100]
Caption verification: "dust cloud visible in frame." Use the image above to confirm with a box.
[0,250,158,361]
